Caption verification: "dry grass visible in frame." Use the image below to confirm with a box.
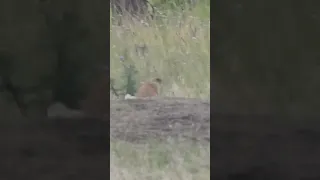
[110,139,210,180]
[110,1,210,99]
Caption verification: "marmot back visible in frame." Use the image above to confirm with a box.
[135,78,162,98]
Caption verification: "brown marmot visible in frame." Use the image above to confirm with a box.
[135,78,162,98]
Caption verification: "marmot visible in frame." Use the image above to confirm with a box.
[135,78,162,98]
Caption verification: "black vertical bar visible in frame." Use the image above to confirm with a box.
[106,0,111,178]
[212,0,320,179]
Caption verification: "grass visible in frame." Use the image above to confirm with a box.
[110,1,210,180]
[110,1,210,99]
[110,139,210,180]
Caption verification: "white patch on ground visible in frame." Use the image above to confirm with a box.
[124,94,137,100]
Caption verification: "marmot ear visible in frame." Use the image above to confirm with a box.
[153,78,162,84]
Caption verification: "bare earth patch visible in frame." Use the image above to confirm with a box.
[110,97,210,180]
[110,97,210,143]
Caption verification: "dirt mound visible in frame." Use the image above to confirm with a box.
[110,97,210,143]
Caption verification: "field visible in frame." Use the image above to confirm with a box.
[110,98,210,180]
[110,1,210,179]
[111,139,210,180]
[110,0,210,99]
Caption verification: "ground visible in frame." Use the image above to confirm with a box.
[110,97,210,143]
[0,97,210,180]
[110,97,210,180]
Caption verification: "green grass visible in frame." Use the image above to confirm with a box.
[110,1,210,99]
[110,139,210,180]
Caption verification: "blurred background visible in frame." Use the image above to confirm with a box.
[0,0,109,119]
[212,0,320,117]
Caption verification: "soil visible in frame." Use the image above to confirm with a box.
[4,96,320,179]
[110,97,210,143]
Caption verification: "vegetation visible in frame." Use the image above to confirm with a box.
[110,139,210,180]
[110,0,210,100]
[110,1,210,180]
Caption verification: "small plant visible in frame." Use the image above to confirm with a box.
[111,49,139,99]
[122,63,138,96]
